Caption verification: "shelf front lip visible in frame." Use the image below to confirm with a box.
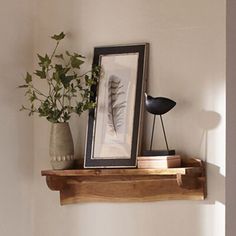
[41,167,202,177]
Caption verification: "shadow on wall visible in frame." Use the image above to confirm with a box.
[196,110,225,205]
[197,110,221,130]
[204,162,225,205]
[180,110,225,205]
[196,110,221,163]
[142,107,225,206]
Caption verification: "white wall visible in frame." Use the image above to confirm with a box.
[0,1,34,236]
[33,1,226,236]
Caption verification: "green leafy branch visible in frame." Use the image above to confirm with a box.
[18,32,100,123]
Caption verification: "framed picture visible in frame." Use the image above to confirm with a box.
[84,44,149,168]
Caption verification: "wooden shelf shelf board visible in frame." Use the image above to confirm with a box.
[41,158,206,205]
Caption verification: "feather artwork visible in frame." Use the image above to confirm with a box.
[107,75,127,135]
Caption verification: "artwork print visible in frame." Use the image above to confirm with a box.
[85,44,148,168]
[93,53,138,159]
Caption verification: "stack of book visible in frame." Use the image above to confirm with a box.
[137,155,181,169]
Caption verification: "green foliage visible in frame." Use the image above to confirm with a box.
[19,32,100,123]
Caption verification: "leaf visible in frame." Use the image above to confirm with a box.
[38,100,51,117]
[55,64,63,72]
[51,32,65,41]
[54,84,62,93]
[75,102,83,115]
[73,52,85,59]
[66,50,71,56]
[19,105,26,111]
[28,111,34,116]
[18,84,29,88]
[37,54,51,68]
[37,54,44,61]
[34,70,46,79]
[83,101,96,110]
[63,112,70,122]
[70,56,84,68]
[30,91,37,102]
[91,66,101,82]
[63,76,75,88]
[54,93,62,99]
[55,54,64,60]
[49,109,63,122]
[25,72,32,83]
[52,71,60,83]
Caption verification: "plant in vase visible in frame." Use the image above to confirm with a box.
[19,32,100,170]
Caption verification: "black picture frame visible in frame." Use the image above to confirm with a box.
[84,44,149,168]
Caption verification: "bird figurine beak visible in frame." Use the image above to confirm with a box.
[144,92,147,98]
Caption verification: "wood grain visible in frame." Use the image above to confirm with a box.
[59,178,205,205]
[41,166,202,177]
[42,157,206,205]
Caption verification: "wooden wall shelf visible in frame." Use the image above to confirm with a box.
[41,158,206,205]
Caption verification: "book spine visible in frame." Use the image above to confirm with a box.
[137,155,180,161]
[137,159,181,169]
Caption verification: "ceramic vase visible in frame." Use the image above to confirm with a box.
[49,122,74,170]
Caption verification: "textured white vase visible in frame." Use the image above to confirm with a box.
[49,122,74,170]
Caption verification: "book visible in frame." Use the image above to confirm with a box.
[137,155,181,169]
[137,155,180,161]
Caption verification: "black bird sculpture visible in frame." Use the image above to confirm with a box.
[144,93,176,156]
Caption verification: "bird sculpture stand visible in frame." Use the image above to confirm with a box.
[143,93,176,156]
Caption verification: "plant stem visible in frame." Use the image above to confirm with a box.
[22,107,39,113]
[47,41,60,103]
[62,87,65,116]
[77,70,92,78]
[30,85,49,99]
[50,41,59,60]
